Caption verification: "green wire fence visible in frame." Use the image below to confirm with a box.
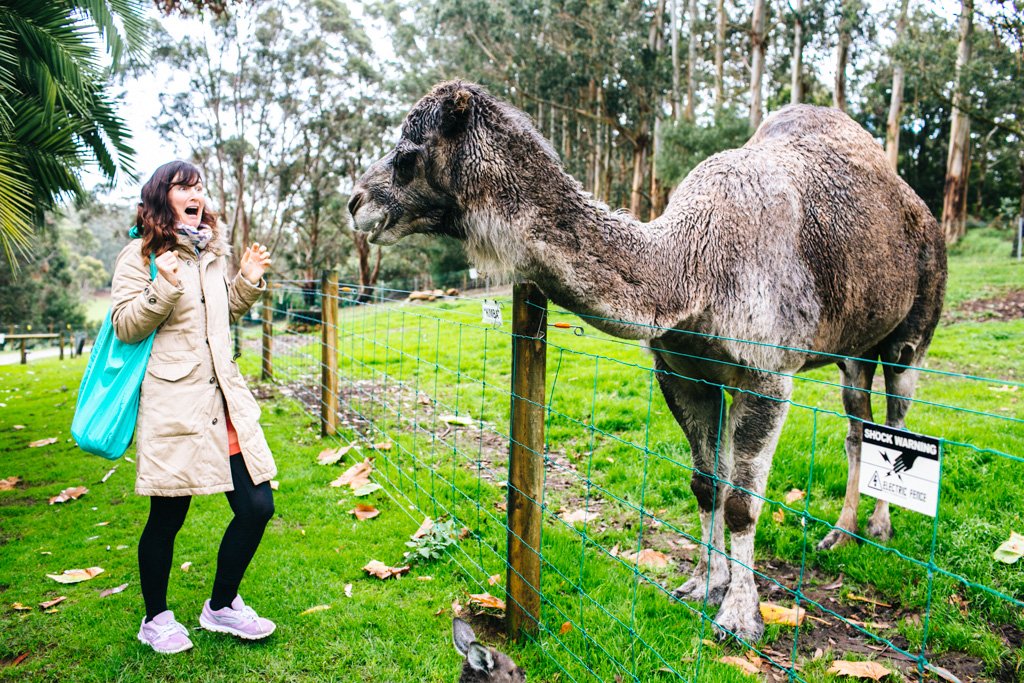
[250,273,1023,683]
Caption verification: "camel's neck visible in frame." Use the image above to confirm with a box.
[465,172,704,340]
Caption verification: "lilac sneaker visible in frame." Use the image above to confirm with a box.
[137,610,193,654]
[199,595,276,640]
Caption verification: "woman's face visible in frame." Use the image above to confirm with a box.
[167,176,205,228]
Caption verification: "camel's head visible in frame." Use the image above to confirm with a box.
[349,81,559,268]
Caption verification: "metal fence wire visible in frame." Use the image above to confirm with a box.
[252,276,1023,683]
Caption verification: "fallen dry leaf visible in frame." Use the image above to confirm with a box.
[620,548,671,569]
[827,660,892,680]
[12,425,25,430]
[100,467,117,484]
[11,603,31,612]
[417,393,431,405]
[99,583,128,598]
[822,573,845,591]
[559,621,573,635]
[299,604,331,616]
[452,599,464,617]
[784,488,805,505]
[468,592,506,611]
[46,567,104,584]
[330,458,373,489]
[561,509,599,525]
[180,562,192,572]
[352,482,381,496]
[846,594,892,608]
[318,444,356,465]
[772,508,785,523]
[363,560,410,580]
[49,486,88,505]
[412,517,434,540]
[759,602,806,627]
[29,437,59,448]
[370,442,393,451]
[720,655,761,675]
[39,596,66,609]
[488,574,501,586]
[0,476,21,491]
[439,414,475,427]
[993,531,1024,564]
[417,576,433,582]
[349,504,380,521]
[344,584,353,597]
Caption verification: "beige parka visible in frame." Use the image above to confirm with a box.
[110,225,276,497]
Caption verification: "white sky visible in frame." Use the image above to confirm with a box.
[83,0,964,206]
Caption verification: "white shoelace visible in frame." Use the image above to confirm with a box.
[150,618,187,640]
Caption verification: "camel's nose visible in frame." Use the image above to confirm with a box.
[347,190,365,218]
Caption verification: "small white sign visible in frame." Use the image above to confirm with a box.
[481,299,502,327]
[859,422,942,517]
[468,267,479,280]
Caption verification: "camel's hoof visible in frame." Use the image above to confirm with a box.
[713,605,765,644]
[866,517,893,542]
[817,528,857,551]
[671,578,728,606]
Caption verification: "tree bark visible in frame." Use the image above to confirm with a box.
[884,0,911,170]
[941,0,974,245]
[834,1,852,111]
[749,0,766,130]
[630,128,649,216]
[650,117,663,219]
[714,0,726,117]
[790,0,804,104]
[685,0,697,122]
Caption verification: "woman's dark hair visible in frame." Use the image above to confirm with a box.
[135,160,219,257]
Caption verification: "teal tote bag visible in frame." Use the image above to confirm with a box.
[71,250,158,460]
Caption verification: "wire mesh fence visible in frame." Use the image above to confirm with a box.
[250,274,1023,682]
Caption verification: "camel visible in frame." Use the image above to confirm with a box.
[348,81,947,642]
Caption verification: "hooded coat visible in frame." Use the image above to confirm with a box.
[110,226,276,496]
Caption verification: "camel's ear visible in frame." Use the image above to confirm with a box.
[440,88,473,137]
[453,617,476,656]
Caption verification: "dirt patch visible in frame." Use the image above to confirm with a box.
[749,560,996,682]
[948,290,1024,323]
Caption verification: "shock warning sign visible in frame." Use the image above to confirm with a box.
[859,422,942,517]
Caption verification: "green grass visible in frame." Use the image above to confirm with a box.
[2,226,1022,682]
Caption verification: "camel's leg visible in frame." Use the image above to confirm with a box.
[818,359,877,550]
[714,376,792,643]
[653,364,732,606]
[867,351,922,540]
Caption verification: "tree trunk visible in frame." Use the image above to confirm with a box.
[714,0,726,117]
[671,0,681,121]
[649,0,667,51]
[749,0,766,130]
[593,88,604,197]
[790,0,804,105]
[941,0,974,245]
[650,117,663,219]
[834,1,852,111]
[685,0,697,122]
[884,0,911,170]
[630,127,649,216]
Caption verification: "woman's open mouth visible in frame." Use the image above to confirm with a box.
[185,206,200,217]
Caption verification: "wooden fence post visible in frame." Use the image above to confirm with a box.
[506,281,547,639]
[261,278,273,381]
[321,270,339,437]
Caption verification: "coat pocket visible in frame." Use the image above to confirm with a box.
[147,360,200,382]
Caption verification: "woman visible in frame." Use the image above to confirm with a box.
[111,160,277,654]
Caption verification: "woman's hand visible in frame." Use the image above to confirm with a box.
[239,242,272,283]
[155,250,180,287]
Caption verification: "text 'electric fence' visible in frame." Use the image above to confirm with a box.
[249,274,1023,683]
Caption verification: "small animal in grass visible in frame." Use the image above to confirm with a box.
[453,618,526,682]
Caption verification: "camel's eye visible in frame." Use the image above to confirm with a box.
[394,148,417,185]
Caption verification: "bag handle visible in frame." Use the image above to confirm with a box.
[128,225,157,280]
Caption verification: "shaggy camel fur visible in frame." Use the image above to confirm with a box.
[349,81,947,642]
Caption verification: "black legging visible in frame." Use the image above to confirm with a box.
[138,455,275,620]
